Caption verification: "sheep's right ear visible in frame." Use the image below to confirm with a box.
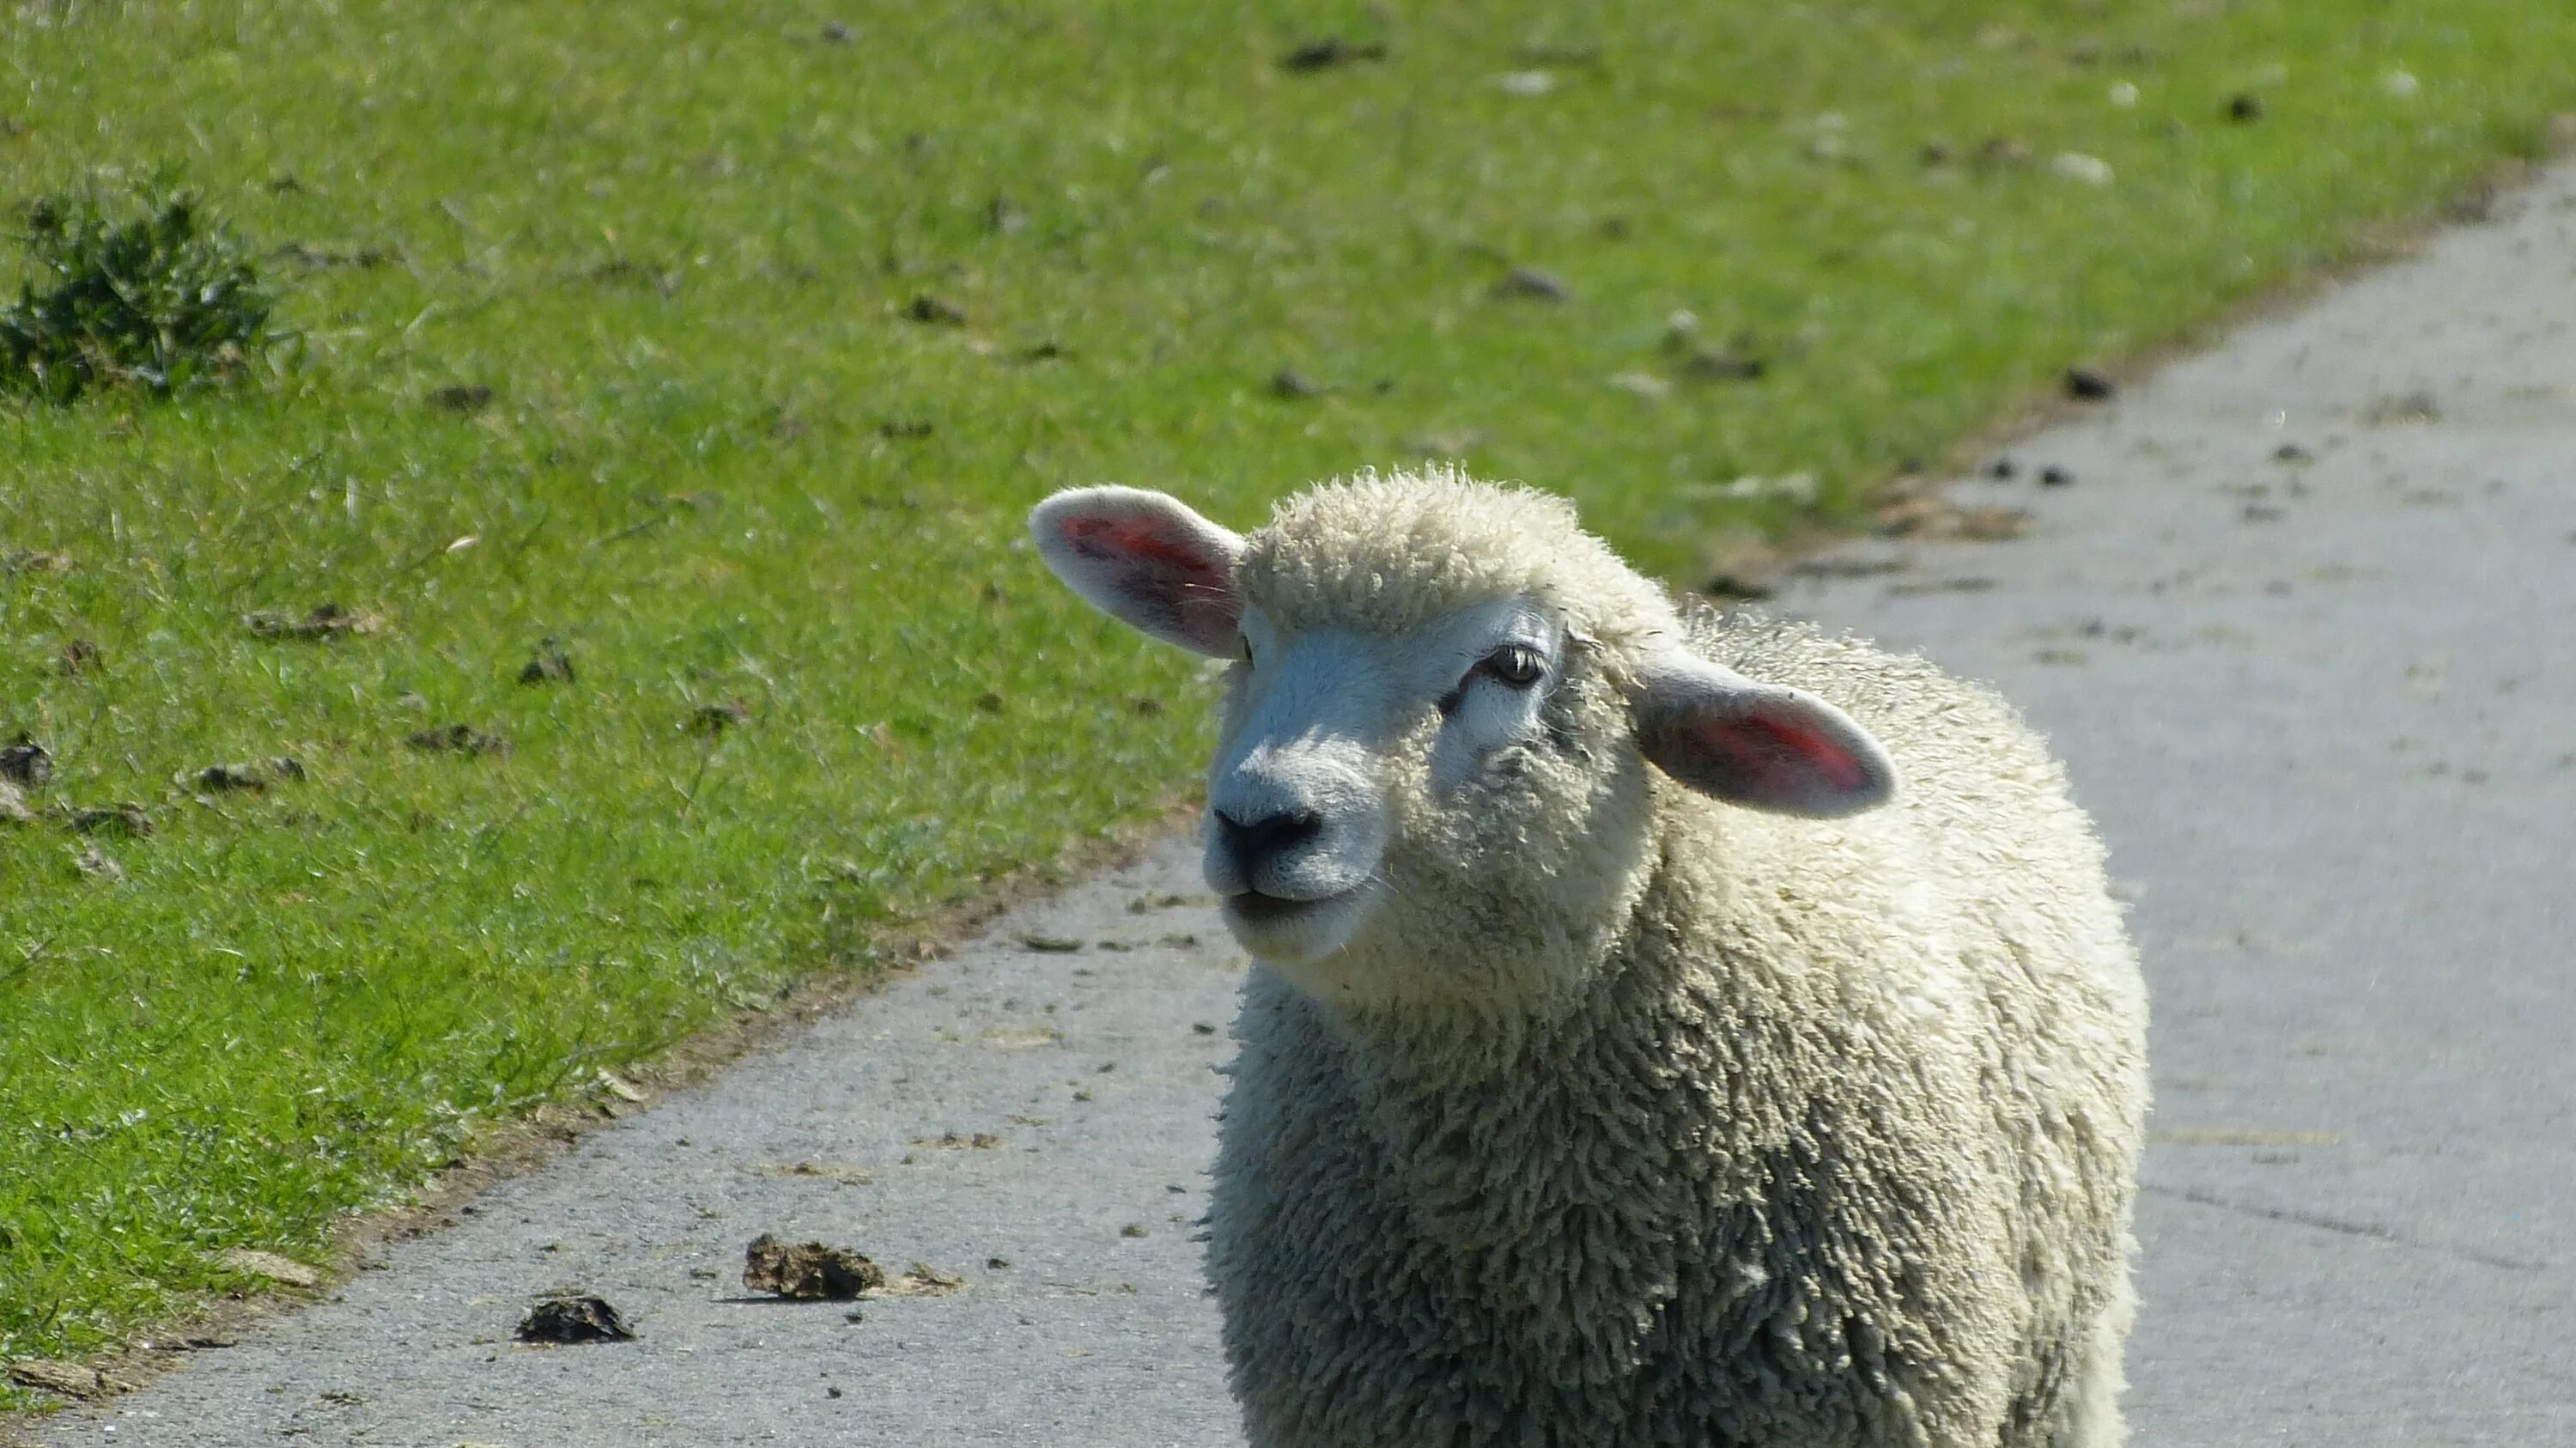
[1029,486,1248,657]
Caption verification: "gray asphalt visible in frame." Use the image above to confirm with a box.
[25,163,2576,1446]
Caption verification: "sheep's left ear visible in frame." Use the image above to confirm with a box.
[1029,486,1247,657]
[1629,651,1895,818]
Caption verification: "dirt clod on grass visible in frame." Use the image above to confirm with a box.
[515,1295,636,1343]
[689,700,752,733]
[180,757,304,794]
[1678,347,1765,383]
[1,549,73,575]
[1268,367,1323,399]
[744,1234,885,1300]
[585,257,682,295]
[65,802,153,837]
[243,603,380,641]
[518,643,574,684]
[406,723,508,757]
[57,637,102,674]
[274,241,398,270]
[1974,136,2034,169]
[1491,265,1571,302]
[72,843,121,880]
[216,1248,320,1288]
[1281,36,1385,72]
[428,383,495,414]
[1,735,54,788]
[905,294,968,325]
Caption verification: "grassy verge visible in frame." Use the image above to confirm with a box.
[5,0,2573,1386]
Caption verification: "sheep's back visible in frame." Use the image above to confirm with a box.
[1689,609,2150,1435]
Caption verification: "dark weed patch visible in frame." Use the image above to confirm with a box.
[0,179,289,403]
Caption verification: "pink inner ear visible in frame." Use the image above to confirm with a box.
[1060,515,1226,584]
[1054,511,1241,648]
[1702,710,1870,792]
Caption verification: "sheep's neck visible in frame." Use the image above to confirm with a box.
[1330,811,1741,1092]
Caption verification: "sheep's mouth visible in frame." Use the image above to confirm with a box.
[1217,882,1377,964]
[1225,888,1334,926]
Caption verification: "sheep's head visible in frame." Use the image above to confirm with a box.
[1031,471,1894,1011]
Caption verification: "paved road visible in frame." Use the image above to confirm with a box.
[24,164,2576,1445]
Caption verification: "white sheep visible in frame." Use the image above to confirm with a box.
[1030,467,2148,1448]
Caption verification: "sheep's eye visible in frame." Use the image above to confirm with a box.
[1475,643,1546,690]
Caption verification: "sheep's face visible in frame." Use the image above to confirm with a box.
[1031,478,1896,1009]
[1195,591,1601,975]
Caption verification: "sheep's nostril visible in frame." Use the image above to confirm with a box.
[1216,807,1325,879]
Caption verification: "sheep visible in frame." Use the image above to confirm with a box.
[1028,466,2149,1448]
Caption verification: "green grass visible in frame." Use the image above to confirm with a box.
[4,0,2573,1384]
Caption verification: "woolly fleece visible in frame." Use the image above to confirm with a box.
[1194,470,2150,1447]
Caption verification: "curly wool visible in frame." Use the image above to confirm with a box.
[1203,470,2149,1447]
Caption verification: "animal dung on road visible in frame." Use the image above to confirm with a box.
[2063,365,2117,399]
[743,1233,885,1300]
[883,1262,968,1295]
[514,1295,636,1343]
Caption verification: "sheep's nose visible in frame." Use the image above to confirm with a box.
[1215,806,1323,881]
